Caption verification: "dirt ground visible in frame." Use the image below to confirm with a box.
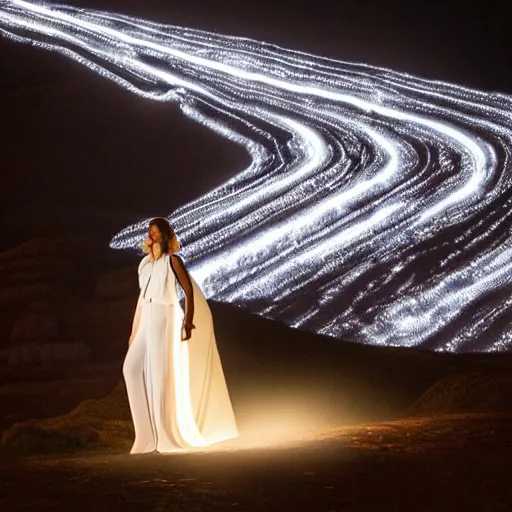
[1,413,511,511]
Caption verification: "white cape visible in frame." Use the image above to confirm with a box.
[177,274,239,446]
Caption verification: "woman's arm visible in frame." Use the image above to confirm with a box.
[170,254,195,340]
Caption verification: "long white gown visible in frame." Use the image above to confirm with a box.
[122,253,238,453]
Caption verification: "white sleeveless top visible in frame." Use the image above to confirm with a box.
[138,253,177,305]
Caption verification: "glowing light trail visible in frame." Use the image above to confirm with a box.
[2,0,512,352]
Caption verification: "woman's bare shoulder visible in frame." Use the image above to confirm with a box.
[169,253,184,266]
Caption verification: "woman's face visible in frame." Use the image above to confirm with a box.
[148,225,162,243]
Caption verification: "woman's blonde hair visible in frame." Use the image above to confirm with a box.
[149,217,181,254]
[169,230,181,253]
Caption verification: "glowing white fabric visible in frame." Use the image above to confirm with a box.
[123,254,238,453]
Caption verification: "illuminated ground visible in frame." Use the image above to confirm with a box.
[1,414,511,510]
[2,296,512,509]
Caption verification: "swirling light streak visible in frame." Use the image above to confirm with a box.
[2,0,512,351]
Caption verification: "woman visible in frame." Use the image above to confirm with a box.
[123,217,238,453]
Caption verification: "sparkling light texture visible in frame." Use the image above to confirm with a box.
[2,0,512,352]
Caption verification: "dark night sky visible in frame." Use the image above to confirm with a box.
[1,0,511,251]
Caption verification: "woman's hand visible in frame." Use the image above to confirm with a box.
[181,321,196,342]
[151,241,162,260]
[140,238,153,254]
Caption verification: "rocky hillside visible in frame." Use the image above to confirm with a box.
[1,237,512,455]
[0,236,137,366]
